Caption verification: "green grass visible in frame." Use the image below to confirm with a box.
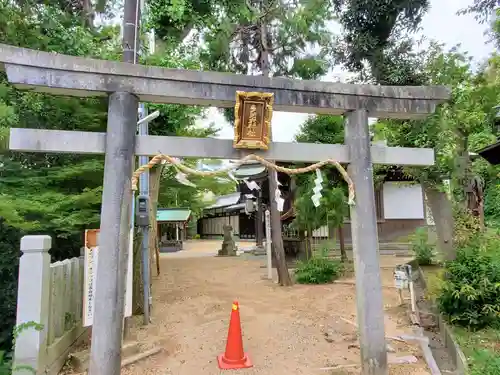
[452,326,500,375]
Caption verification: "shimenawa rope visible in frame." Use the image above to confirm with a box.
[131,153,355,205]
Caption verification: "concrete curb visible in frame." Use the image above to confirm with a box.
[409,261,469,375]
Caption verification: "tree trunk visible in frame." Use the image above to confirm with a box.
[269,172,293,285]
[260,0,291,286]
[82,0,95,28]
[306,227,313,259]
[454,133,470,205]
[149,164,164,276]
[338,226,347,262]
[423,183,455,261]
[328,224,335,245]
[298,229,308,260]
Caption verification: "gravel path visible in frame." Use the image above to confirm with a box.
[122,254,431,375]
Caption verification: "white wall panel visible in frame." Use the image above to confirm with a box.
[383,182,424,219]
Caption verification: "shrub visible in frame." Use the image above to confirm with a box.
[438,234,500,329]
[0,219,21,353]
[0,350,12,375]
[410,227,435,265]
[294,247,344,284]
[424,268,446,301]
[453,206,482,249]
[0,321,43,375]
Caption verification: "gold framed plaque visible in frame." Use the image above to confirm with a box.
[233,91,274,150]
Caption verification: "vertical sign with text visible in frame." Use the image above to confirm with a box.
[83,230,132,327]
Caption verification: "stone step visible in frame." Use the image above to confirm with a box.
[68,341,160,373]
[253,247,411,257]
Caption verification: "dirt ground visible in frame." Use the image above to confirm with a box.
[117,243,432,375]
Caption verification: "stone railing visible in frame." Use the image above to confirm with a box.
[13,235,87,375]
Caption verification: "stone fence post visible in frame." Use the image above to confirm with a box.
[14,235,52,374]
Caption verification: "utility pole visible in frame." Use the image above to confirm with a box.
[138,29,157,327]
[130,2,155,326]
[259,0,292,286]
[138,100,151,325]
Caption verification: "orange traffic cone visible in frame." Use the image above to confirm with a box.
[217,301,253,370]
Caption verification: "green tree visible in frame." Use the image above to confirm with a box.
[332,0,430,84]
[295,115,349,260]
[147,0,222,43]
[373,44,500,259]
[295,115,345,145]
[0,0,119,349]
[330,1,495,260]
[158,162,236,218]
[458,0,499,23]
[148,0,337,124]
[0,0,222,339]
[0,0,117,258]
[292,172,348,261]
[0,220,21,353]
[199,0,335,75]
[0,0,219,250]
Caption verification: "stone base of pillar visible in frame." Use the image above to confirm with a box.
[251,245,266,256]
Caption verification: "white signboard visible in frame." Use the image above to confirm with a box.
[265,209,272,280]
[383,182,425,220]
[83,239,133,327]
[393,269,409,290]
[83,246,98,326]
[125,226,133,318]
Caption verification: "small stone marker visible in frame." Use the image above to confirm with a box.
[218,225,238,256]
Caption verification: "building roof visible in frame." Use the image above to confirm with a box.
[206,192,241,209]
[232,163,267,179]
[477,139,500,165]
[225,203,246,212]
[157,208,191,222]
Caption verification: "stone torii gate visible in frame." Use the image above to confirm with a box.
[0,43,449,375]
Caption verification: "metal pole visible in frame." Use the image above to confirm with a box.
[131,6,155,326]
[138,103,151,325]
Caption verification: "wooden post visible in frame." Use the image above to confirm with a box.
[268,170,292,285]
